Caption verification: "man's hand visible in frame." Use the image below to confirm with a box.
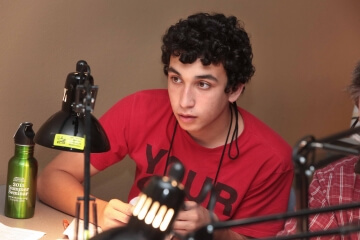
[172,201,213,236]
[101,199,134,230]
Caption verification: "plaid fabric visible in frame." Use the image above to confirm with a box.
[308,155,360,240]
[278,156,360,239]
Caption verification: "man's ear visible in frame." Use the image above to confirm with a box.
[228,84,245,103]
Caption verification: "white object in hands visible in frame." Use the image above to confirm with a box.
[129,197,139,206]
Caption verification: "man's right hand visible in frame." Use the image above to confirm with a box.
[101,199,134,230]
[37,151,134,232]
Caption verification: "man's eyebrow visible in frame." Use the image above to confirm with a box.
[168,67,180,75]
[195,74,218,82]
[168,67,218,82]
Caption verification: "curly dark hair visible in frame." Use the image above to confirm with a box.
[161,12,255,93]
[348,61,360,106]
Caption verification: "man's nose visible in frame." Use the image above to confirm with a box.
[179,87,195,108]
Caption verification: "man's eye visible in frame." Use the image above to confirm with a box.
[171,76,181,83]
[198,82,210,89]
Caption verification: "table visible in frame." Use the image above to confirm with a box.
[0,184,72,239]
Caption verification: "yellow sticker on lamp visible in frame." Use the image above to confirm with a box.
[53,134,85,150]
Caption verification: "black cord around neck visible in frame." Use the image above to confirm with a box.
[213,103,240,184]
[228,102,240,160]
[163,120,178,176]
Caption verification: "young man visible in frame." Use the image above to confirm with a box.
[37,13,293,239]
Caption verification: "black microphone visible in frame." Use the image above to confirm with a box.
[91,161,186,240]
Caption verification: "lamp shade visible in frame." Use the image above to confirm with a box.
[34,60,110,153]
[34,109,109,153]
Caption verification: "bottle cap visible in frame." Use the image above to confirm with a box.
[14,122,35,146]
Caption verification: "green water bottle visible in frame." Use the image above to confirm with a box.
[5,122,38,219]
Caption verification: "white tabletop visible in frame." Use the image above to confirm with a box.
[0,184,72,239]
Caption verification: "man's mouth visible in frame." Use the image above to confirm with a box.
[178,114,196,122]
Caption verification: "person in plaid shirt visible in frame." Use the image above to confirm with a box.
[308,61,360,239]
[278,60,360,239]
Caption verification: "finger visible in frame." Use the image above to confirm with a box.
[172,220,195,236]
[172,217,200,233]
[109,199,133,215]
[176,209,196,221]
[176,202,199,221]
[103,199,133,225]
[182,201,197,210]
[105,208,131,223]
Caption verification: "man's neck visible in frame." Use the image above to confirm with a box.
[188,107,244,148]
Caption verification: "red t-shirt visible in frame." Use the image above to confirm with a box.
[91,89,294,238]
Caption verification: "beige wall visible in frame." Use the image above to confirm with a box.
[1,0,360,201]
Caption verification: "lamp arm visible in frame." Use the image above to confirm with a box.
[83,77,93,238]
[261,224,360,240]
[185,201,360,240]
[292,126,360,167]
[77,63,97,240]
[310,142,360,155]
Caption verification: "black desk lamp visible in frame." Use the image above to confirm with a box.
[35,60,110,240]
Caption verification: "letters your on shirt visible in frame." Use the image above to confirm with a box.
[135,144,238,217]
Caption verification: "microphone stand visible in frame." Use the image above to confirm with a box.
[185,201,360,240]
[292,126,360,234]
[185,126,360,240]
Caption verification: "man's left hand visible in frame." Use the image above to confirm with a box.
[172,201,215,236]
